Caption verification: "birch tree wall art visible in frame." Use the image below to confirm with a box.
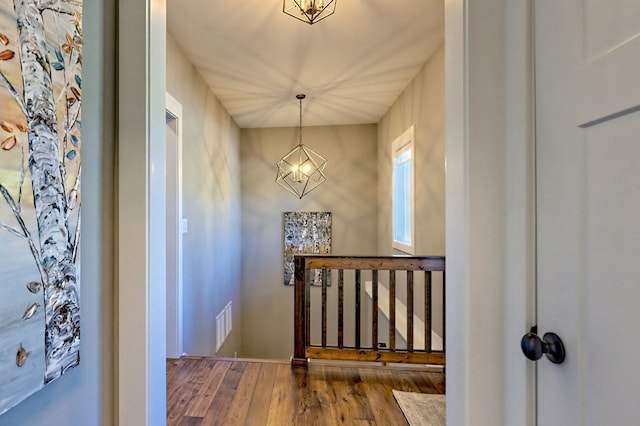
[0,0,82,416]
[283,212,331,286]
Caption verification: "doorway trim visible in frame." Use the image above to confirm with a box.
[116,0,537,423]
[165,92,184,358]
[445,0,535,424]
[502,2,538,424]
[117,0,166,424]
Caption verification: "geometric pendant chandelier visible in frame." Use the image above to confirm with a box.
[275,94,328,199]
[283,0,337,25]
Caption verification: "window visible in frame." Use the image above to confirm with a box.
[392,126,415,254]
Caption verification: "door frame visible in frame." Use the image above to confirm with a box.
[117,0,166,424]
[445,0,535,424]
[116,0,537,424]
[502,2,537,424]
[165,92,184,359]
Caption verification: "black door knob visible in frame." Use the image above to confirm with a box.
[520,327,566,364]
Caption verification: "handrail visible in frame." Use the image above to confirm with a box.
[292,255,446,368]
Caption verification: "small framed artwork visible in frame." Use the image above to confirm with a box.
[283,212,332,286]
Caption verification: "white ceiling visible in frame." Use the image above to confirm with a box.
[166,0,444,129]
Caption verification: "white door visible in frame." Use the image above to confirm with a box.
[535,0,640,424]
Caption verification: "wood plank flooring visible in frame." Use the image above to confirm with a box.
[167,357,445,425]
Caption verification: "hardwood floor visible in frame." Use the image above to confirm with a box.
[167,357,445,425]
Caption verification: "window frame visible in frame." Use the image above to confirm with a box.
[391,125,415,254]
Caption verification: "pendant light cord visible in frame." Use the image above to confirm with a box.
[296,93,306,147]
[298,95,303,146]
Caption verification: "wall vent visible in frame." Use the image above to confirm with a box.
[216,301,233,353]
[215,311,225,353]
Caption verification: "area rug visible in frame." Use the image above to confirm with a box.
[392,390,446,426]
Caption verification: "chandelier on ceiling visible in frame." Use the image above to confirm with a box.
[283,0,337,25]
[275,94,328,199]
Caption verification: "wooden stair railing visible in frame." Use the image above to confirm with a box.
[292,255,446,368]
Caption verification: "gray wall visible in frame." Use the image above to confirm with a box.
[240,124,378,359]
[378,42,445,257]
[1,0,116,424]
[166,33,242,357]
[239,44,446,359]
[377,42,446,336]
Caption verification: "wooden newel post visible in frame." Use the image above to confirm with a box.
[292,256,308,368]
